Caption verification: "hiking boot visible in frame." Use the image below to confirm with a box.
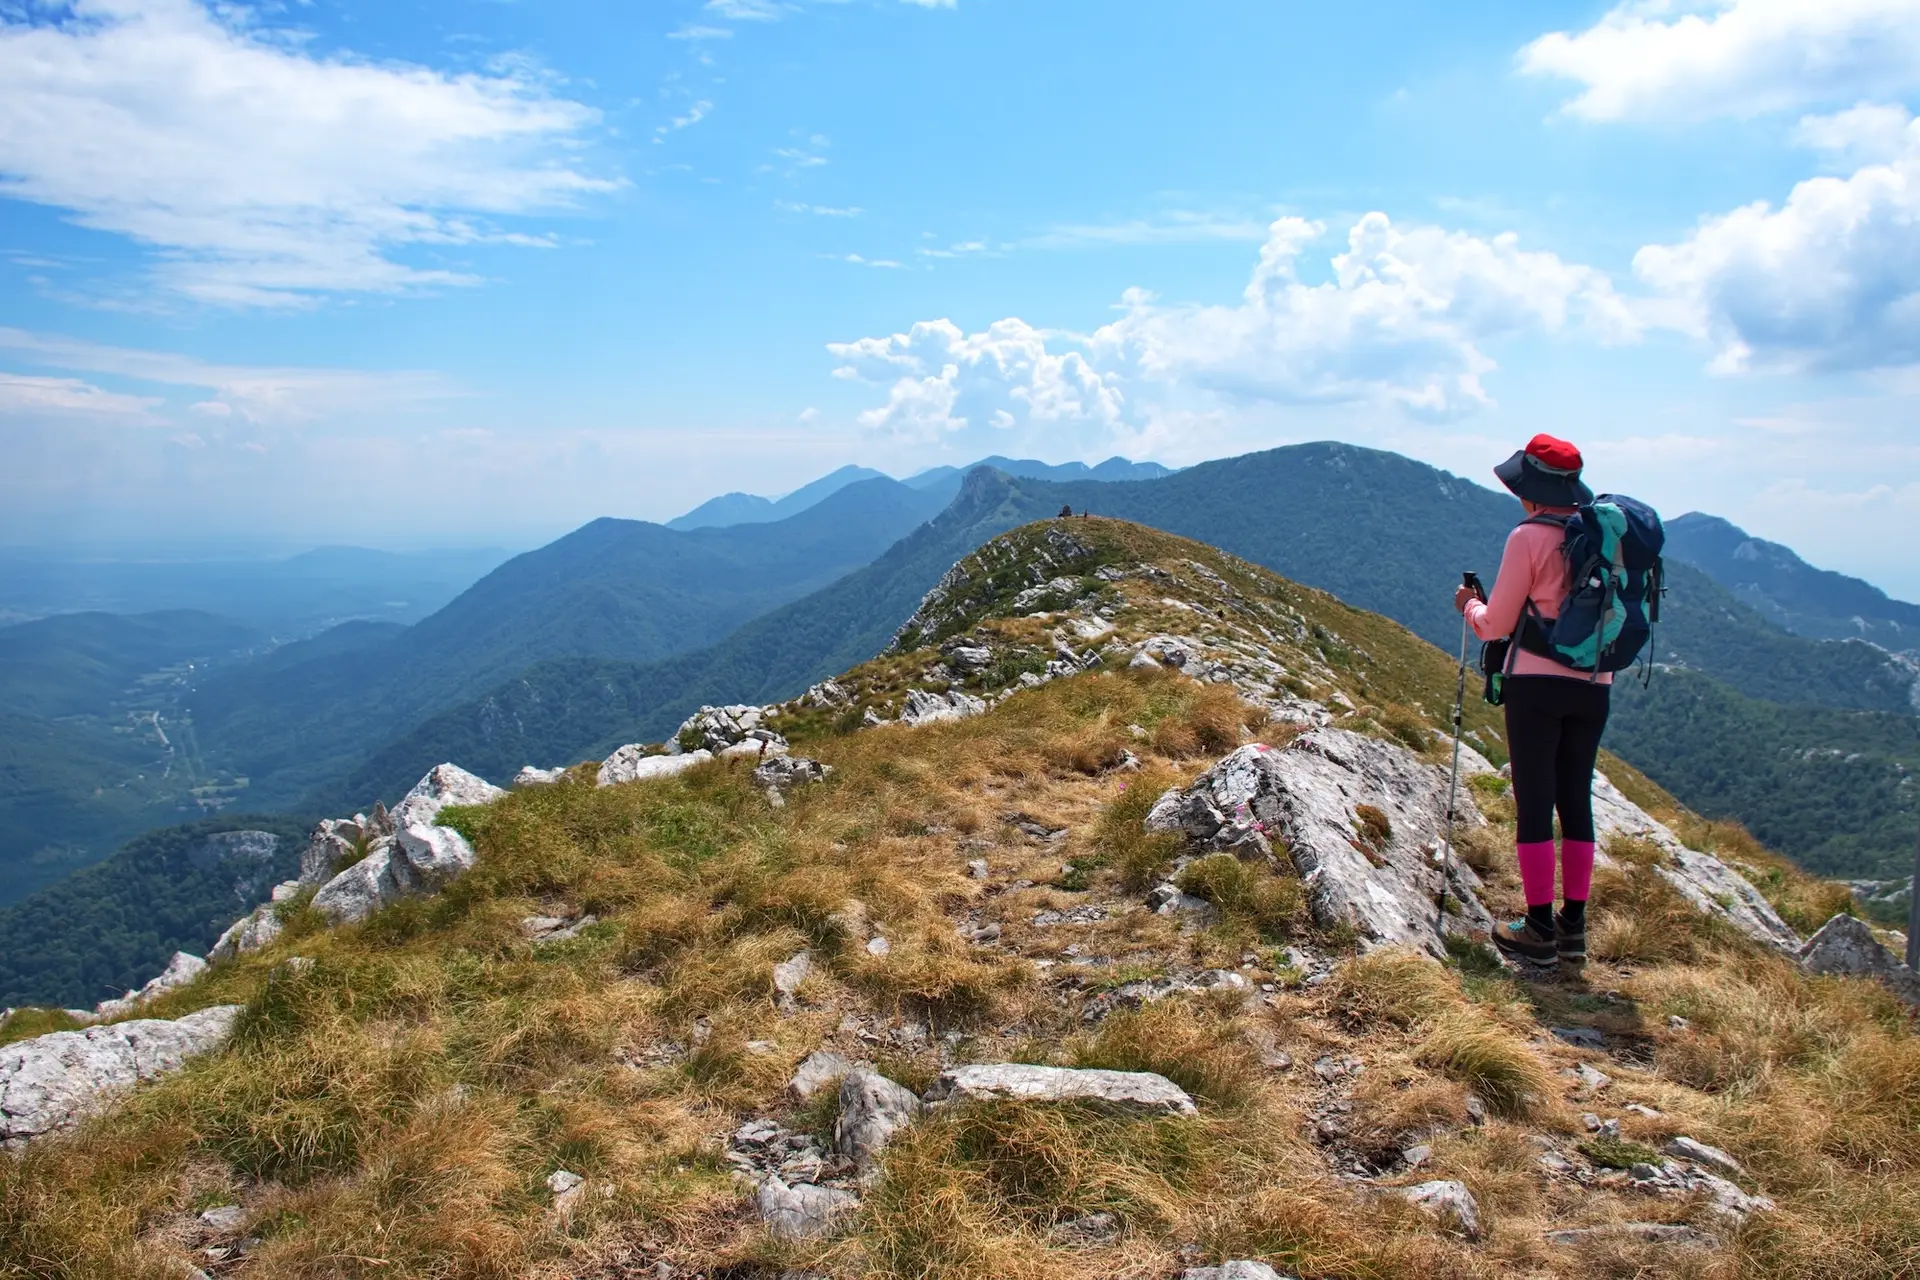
[1556,913,1588,976]
[1493,917,1558,970]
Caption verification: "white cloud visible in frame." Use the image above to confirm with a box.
[1792,102,1916,165]
[656,100,713,137]
[0,326,452,424]
[1634,107,1920,373]
[900,0,958,7]
[825,253,905,269]
[828,318,1126,442]
[776,200,864,217]
[667,25,735,40]
[706,0,786,19]
[1019,211,1271,250]
[1521,0,1920,122]
[0,0,614,307]
[0,372,163,420]
[831,214,1638,444]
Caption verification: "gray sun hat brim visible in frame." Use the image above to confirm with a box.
[1494,448,1594,507]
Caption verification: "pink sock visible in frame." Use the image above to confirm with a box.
[1515,841,1556,907]
[1561,840,1595,902]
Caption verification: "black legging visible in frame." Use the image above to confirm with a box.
[1503,676,1610,844]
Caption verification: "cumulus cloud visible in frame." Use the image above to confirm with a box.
[1634,107,1920,373]
[828,318,1126,442]
[1521,0,1920,122]
[0,0,614,306]
[831,214,1637,445]
[0,327,452,424]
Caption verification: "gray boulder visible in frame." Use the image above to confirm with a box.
[1799,914,1920,1007]
[1664,1136,1746,1180]
[209,903,284,960]
[92,951,206,1019]
[925,1063,1197,1116]
[898,688,987,726]
[597,745,713,787]
[834,1068,923,1172]
[311,841,408,924]
[1147,732,1493,957]
[788,1049,855,1101]
[513,765,568,787]
[391,763,505,832]
[1399,1179,1481,1240]
[673,704,784,754]
[755,1174,857,1239]
[754,756,834,792]
[298,819,361,885]
[1182,1265,1294,1280]
[1,1005,241,1146]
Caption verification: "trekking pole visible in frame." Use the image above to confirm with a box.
[1907,821,1919,971]
[1438,572,1480,937]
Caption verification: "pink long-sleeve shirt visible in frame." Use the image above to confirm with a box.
[1465,513,1613,684]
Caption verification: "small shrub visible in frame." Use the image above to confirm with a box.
[1577,1136,1662,1170]
[1092,769,1186,891]
[1329,949,1463,1029]
[1072,1001,1261,1109]
[1353,804,1392,851]
[1377,704,1432,753]
[1176,855,1303,939]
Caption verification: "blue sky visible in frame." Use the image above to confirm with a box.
[4,0,1920,597]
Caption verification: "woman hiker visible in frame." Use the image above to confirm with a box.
[1454,433,1606,977]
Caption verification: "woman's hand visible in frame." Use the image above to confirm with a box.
[1454,584,1480,614]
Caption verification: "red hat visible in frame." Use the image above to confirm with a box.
[1494,433,1593,506]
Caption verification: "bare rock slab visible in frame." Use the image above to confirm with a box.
[834,1068,923,1172]
[788,1049,855,1101]
[925,1063,1197,1116]
[597,745,714,788]
[1148,733,1493,957]
[1182,1264,1295,1280]
[1400,1179,1482,1240]
[1,1005,241,1146]
[1799,913,1920,1007]
[756,1174,857,1240]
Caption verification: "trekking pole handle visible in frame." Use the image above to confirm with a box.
[1462,571,1485,602]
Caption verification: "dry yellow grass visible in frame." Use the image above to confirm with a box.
[2,522,1913,1279]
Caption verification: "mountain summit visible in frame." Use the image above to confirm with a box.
[4,515,1909,1279]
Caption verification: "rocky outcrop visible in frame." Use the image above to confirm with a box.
[898,688,987,725]
[753,755,833,793]
[1589,772,1799,952]
[91,951,206,1020]
[1798,914,1920,1007]
[672,705,787,756]
[513,765,568,787]
[1,1005,240,1146]
[925,1063,1197,1116]
[309,764,503,925]
[597,745,713,787]
[756,1174,856,1240]
[209,905,283,961]
[1148,733,1493,958]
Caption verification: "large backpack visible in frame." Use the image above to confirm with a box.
[1515,495,1666,675]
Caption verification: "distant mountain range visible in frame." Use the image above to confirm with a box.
[5,443,1920,1004]
[1666,512,1920,654]
[665,455,1173,530]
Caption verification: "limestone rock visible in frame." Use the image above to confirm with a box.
[673,705,784,755]
[208,904,283,961]
[92,951,206,1019]
[391,763,505,832]
[311,840,409,925]
[1147,733,1493,957]
[1400,1179,1481,1240]
[788,1049,855,1101]
[299,819,361,885]
[597,745,714,787]
[773,951,813,1005]
[1590,772,1799,952]
[898,688,987,726]
[0,1005,241,1146]
[754,756,833,792]
[1128,650,1162,671]
[925,1063,1197,1116]
[1181,1264,1293,1280]
[834,1068,923,1172]
[513,765,568,787]
[1664,1136,1746,1180]
[1546,1223,1711,1248]
[1799,914,1920,1007]
[394,819,480,885]
[755,1174,856,1240]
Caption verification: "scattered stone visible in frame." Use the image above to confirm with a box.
[1129,650,1162,671]
[1552,1026,1606,1050]
[513,765,568,787]
[1667,1015,1691,1031]
[674,705,785,755]
[547,1170,584,1195]
[521,913,598,942]
[865,936,891,957]
[1567,1062,1612,1094]
[1399,1179,1482,1240]
[754,755,833,793]
[1664,1136,1746,1180]
[756,1174,856,1240]
[1401,1144,1433,1169]
[788,1049,855,1102]
[966,923,1002,944]
[1625,1103,1663,1118]
[1031,905,1107,927]
[1628,1159,1775,1222]
[198,1204,245,1232]
[598,745,713,788]
[1,1006,242,1146]
[966,858,989,880]
[834,1069,924,1173]
[1048,1211,1122,1248]
[1546,1223,1712,1248]
[1006,812,1069,842]
[1464,1095,1487,1125]
[1798,914,1920,1007]
[1180,1264,1293,1280]
[1537,1151,1574,1176]
[926,1063,1197,1116]
[772,951,813,1006]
